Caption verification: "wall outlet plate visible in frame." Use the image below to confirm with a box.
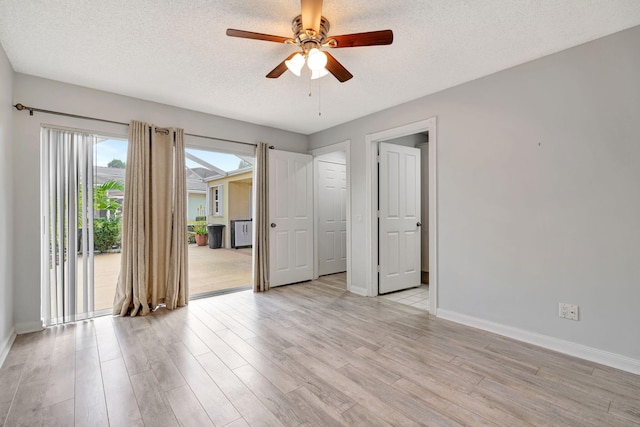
[559,302,579,320]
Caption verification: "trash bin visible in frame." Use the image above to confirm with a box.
[207,224,225,249]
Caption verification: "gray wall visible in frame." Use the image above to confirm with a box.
[310,26,640,362]
[0,42,14,362]
[11,74,309,331]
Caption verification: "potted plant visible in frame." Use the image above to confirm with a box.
[192,224,208,246]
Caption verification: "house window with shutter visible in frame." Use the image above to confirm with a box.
[210,185,223,216]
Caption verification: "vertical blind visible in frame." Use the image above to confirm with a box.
[41,127,97,326]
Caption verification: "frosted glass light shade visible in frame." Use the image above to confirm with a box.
[306,48,327,71]
[311,68,329,80]
[285,53,305,76]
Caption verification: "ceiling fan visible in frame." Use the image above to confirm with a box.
[226,0,393,82]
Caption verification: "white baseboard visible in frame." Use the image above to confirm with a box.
[0,328,17,368]
[437,309,640,375]
[15,321,44,335]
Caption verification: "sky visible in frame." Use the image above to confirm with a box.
[96,139,128,167]
[96,139,250,172]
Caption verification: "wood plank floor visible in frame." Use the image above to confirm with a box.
[1,276,639,426]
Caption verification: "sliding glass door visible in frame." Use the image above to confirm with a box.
[41,127,127,325]
[184,147,254,297]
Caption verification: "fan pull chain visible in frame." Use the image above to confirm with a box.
[307,77,322,116]
[317,77,322,116]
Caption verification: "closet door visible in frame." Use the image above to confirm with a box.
[317,160,347,276]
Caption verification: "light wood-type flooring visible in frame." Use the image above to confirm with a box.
[81,245,252,312]
[1,274,639,426]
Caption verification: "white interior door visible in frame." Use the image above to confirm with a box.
[317,160,347,276]
[269,150,314,287]
[379,142,421,294]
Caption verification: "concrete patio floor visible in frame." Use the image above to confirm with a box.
[90,244,252,311]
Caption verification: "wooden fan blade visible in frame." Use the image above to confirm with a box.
[226,29,291,44]
[266,53,298,79]
[301,0,323,34]
[325,52,353,82]
[327,30,393,48]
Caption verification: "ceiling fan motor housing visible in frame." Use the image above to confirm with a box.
[292,14,330,51]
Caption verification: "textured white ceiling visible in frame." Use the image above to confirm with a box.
[1,1,640,134]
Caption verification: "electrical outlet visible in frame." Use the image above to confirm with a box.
[559,303,579,321]
[559,303,569,318]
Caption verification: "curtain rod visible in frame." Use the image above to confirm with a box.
[13,103,260,148]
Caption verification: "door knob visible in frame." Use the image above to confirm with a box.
[417,222,422,227]
[270,223,276,228]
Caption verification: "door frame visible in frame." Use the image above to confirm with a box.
[365,118,438,314]
[310,140,351,292]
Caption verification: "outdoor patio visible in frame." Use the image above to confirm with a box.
[90,244,252,311]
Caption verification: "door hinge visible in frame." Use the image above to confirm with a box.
[377,210,380,218]
[377,265,381,273]
[377,155,381,163]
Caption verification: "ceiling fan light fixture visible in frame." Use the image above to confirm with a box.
[285,53,305,76]
[306,48,327,71]
[226,1,394,83]
[311,68,329,80]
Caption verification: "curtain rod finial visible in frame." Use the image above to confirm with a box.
[16,103,33,115]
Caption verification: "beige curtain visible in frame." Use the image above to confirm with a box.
[113,121,188,316]
[253,142,270,292]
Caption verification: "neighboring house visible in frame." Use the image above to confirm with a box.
[206,169,253,248]
[187,192,206,222]
[94,166,219,223]
[185,167,212,222]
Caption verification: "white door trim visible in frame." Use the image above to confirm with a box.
[311,140,351,293]
[365,118,438,314]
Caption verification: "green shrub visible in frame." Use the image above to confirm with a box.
[94,216,121,253]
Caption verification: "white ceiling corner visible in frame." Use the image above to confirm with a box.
[1,0,639,135]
